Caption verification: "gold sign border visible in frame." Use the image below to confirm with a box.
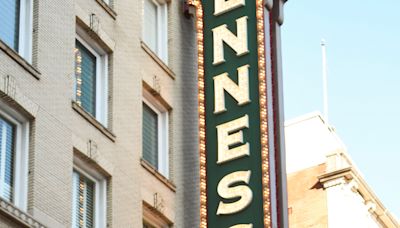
[189,0,272,227]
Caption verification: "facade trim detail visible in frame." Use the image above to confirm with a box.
[72,101,116,142]
[0,198,46,228]
[0,41,40,79]
[0,75,39,118]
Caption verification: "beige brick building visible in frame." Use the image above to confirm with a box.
[0,0,200,227]
[0,0,291,227]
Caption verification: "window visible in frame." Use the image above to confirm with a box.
[143,0,168,63]
[72,168,107,228]
[0,116,15,202]
[142,94,169,178]
[0,103,29,211]
[74,34,109,127]
[0,0,33,62]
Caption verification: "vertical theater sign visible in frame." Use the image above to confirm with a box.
[189,0,288,227]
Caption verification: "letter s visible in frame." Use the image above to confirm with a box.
[216,171,252,215]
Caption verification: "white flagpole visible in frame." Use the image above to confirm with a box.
[321,39,329,123]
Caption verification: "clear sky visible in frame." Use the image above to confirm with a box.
[281,0,400,220]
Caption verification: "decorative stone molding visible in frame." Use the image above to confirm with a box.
[143,82,173,111]
[73,148,113,179]
[143,201,173,227]
[87,139,99,160]
[72,136,114,176]
[273,0,287,25]
[90,13,100,34]
[322,177,346,189]
[0,75,39,118]
[365,200,377,213]
[346,179,359,193]
[75,5,115,52]
[153,193,166,214]
[318,164,400,227]
[319,167,352,185]
[0,198,46,227]
[265,0,273,10]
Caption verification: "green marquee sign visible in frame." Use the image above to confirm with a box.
[190,0,283,227]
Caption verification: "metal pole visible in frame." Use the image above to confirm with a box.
[321,39,329,123]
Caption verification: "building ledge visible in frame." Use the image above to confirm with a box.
[0,40,41,80]
[143,201,173,226]
[0,75,40,119]
[72,101,116,142]
[318,165,400,227]
[318,167,352,184]
[95,0,117,19]
[0,198,46,228]
[141,41,176,80]
[141,158,176,192]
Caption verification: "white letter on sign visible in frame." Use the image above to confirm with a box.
[214,0,245,16]
[214,64,250,114]
[217,115,249,164]
[216,171,253,215]
[212,16,249,65]
[230,225,253,228]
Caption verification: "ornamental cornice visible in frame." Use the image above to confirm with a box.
[321,177,347,189]
[0,198,46,228]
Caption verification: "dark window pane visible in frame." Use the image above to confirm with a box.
[73,171,95,228]
[76,41,97,116]
[85,177,95,228]
[143,103,158,169]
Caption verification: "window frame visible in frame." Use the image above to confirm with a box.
[142,92,169,178]
[0,101,29,211]
[75,32,109,127]
[143,0,168,63]
[18,0,33,62]
[72,163,107,228]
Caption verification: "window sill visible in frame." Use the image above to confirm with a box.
[95,0,117,19]
[141,41,176,80]
[140,158,176,192]
[72,101,116,142]
[0,197,46,228]
[0,40,40,80]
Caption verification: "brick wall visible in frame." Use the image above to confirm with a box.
[288,164,328,228]
[169,0,200,227]
[0,0,199,227]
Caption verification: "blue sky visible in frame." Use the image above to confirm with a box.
[282,0,400,219]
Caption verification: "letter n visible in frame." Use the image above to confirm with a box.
[212,16,249,65]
